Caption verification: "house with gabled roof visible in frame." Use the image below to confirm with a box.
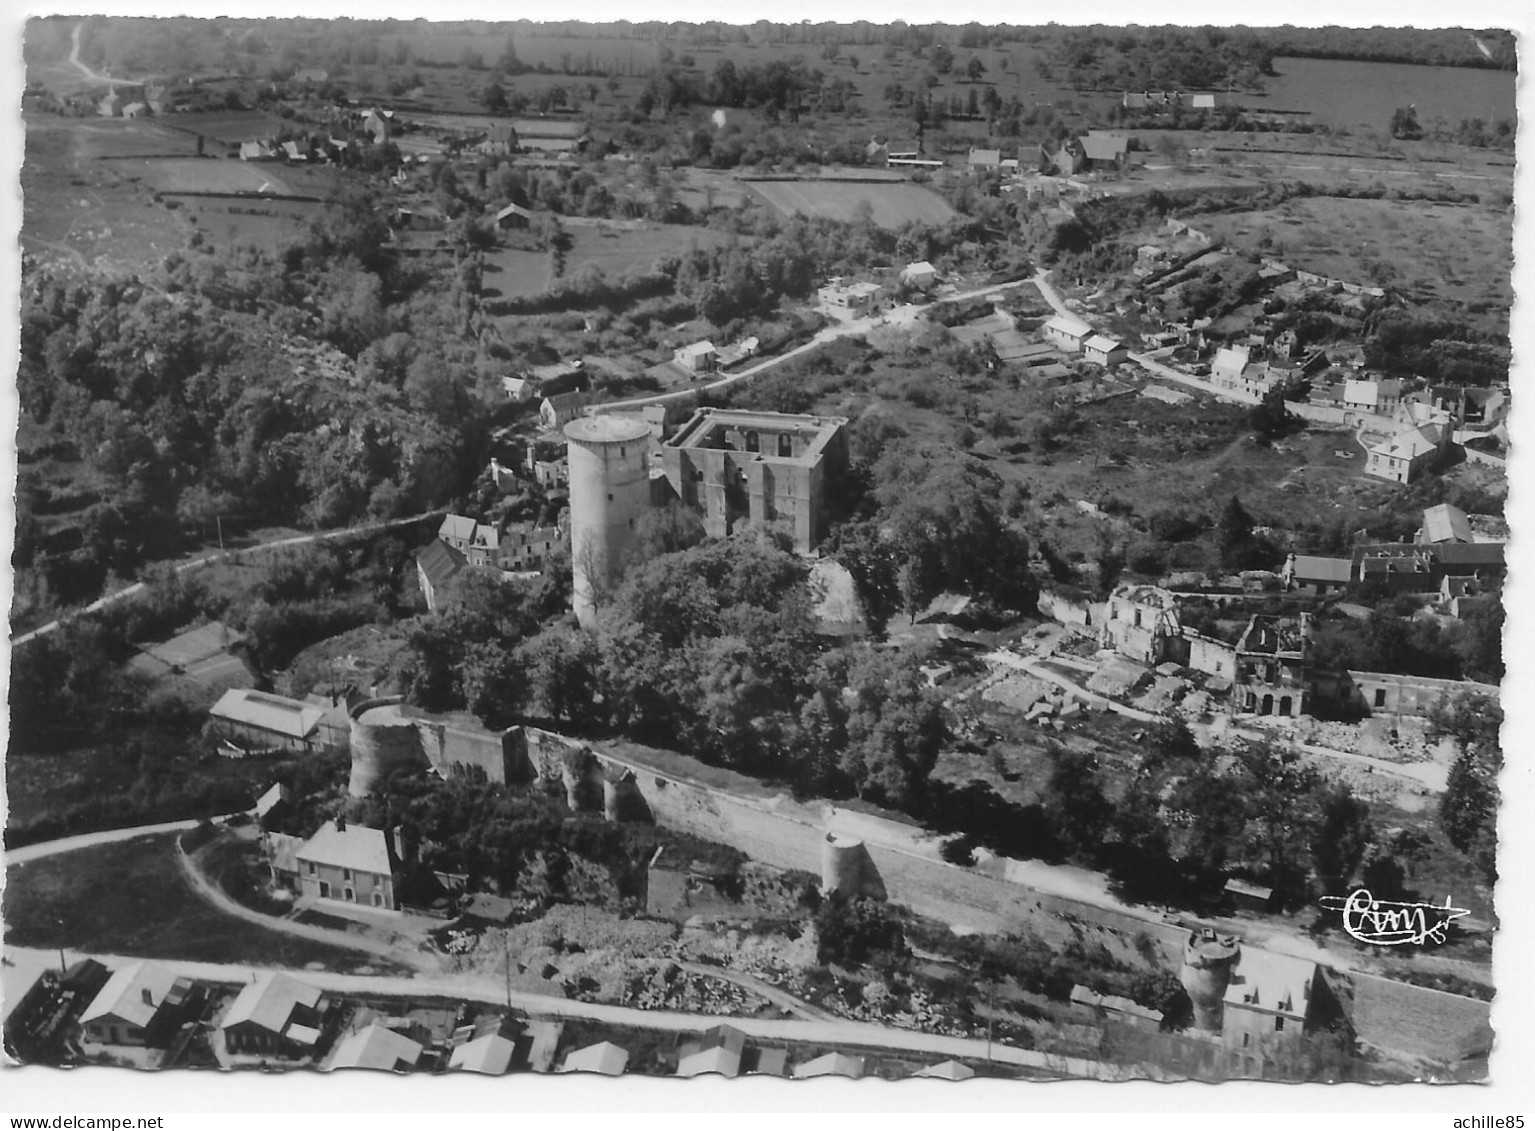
[1366,423,1448,484]
[560,1040,629,1075]
[966,147,1002,172]
[221,972,328,1059]
[448,1032,517,1075]
[416,539,467,612]
[794,1051,865,1079]
[329,1022,422,1072]
[1221,950,1318,1057]
[540,390,588,432]
[1043,313,1094,353]
[295,820,404,911]
[494,201,533,229]
[80,962,194,1048]
[900,260,939,291]
[1418,503,1474,545]
[676,1024,746,1078]
[209,688,331,756]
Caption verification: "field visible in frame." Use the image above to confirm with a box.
[157,109,291,145]
[3,833,400,973]
[1195,196,1513,324]
[1260,56,1516,133]
[745,179,956,229]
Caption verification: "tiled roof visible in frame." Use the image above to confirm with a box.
[1080,134,1128,161]
[296,821,395,877]
[560,1040,629,1075]
[1044,314,1093,338]
[438,514,477,543]
[1422,504,1473,545]
[794,1052,865,1079]
[1223,949,1314,1017]
[416,539,467,593]
[448,1033,516,1075]
[1084,334,1122,353]
[676,1044,742,1077]
[1292,555,1352,584]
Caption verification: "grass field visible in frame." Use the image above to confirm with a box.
[144,156,298,194]
[3,833,400,973]
[745,179,956,228]
[565,222,735,277]
[1195,196,1512,324]
[1261,56,1515,133]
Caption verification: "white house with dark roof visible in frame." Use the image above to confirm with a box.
[540,390,588,432]
[1366,423,1448,484]
[295,820,403,911]
[1221,950,1318,1060]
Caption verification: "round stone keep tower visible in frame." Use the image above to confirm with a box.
[564,415,653,627]
[1180,929,1241,1032]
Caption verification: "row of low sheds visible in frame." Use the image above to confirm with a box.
[26,958,980,1080]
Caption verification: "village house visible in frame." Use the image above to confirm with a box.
[502,375,535,402]
[1281,554,1353,596]
[509,117,588,153]
[1083,334,1129,367]
[1365,422,1449,484]
[415,538,467,612]
[480,122,520,158]
[220,972,328,1059]
[676,1024,747,1078]
[80,962,202,1049]
[1222,950,1319,1066]
[295,820,405,911]
[497,522,564,573]
[673,340,719,375]
[448,1032,517,1075]
[1077,131,1130,174]
[966,147,1002,173]
[1343,377,1404,418]
[1101,585,1182,664]
[1042,313,1094,353]
[794,1052,866,1079]
[540,390,588,432]
[818,280,883,316]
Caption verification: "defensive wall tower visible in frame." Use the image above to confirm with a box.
[564,415,653,628]
[348,697,426,798]
[1180,929,1242,1032]
[821,833,867,900]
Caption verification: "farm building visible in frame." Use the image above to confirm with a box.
[479,123,519,157]
[1076,131,1130,173]
[221,972,328,1059]
[1223,878,1274,913]
[121,101,148,119]
[1042,313,1094,353]
[526,361,585,396]
[239,140,276,161]
[1070,984,1164,1030]
[295,820,405,911]
[1343,378,1405,417]
[502,375,534,401]
[673,340,719,375]
[329,1023,422,1072]
[416,539,467,612]
[208,688,341,756]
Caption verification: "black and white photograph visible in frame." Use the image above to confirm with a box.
[1,0,1529,1116]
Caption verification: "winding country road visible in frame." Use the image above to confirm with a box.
[10,511,441,648]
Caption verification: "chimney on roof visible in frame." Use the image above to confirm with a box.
[335,815,346,833]
[142,987,155,1007]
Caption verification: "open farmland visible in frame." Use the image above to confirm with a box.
[158,109,293,145]
[744,178,956,228]
[1260,55,1515,133]
[565,221,736,277]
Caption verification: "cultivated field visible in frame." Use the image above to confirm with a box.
[565,221,736,276]
[745,179,957,228]
[158,109,293,145]
[143,156,299,194]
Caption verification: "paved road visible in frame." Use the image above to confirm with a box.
[0,945,1134,1079]
[10,511,440,647]
[589,276,1041,417]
